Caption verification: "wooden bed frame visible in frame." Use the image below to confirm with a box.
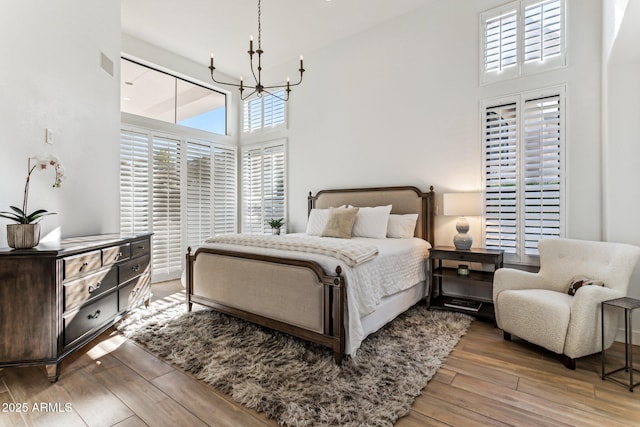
[185,186,435,363]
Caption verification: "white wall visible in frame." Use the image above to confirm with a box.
[283,0,603,250]
[0,1,121,244]
[604,0,640,338]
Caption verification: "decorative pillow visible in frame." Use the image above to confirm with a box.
[387,214,419,238]
[352,205,393,239]
[306,206,346,236]
[321,207,359,239]
[568,275,605,296]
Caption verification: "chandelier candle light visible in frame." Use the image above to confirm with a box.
[208,0,305,101]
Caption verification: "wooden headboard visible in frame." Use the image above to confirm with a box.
[307,186,435,245]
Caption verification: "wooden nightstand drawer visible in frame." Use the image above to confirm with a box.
[119,255,150,284]
[131,238,151,258]
[63,267,118,312]
[102,243,130,266]
[63,289,118,346]
[63,250,102,280]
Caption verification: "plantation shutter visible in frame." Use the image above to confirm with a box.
[483,9,518,73]
[522,95,561,254]
[523,0,562,63]
[484,103,518,255]
[261,144,286,234]
[212,145,237,235]
[152,136,182,277]
[242,91,286,132]
[186,141,211,248]
[120,130,150,235]
[241,141,286,234]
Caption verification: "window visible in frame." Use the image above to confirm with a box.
[483,88,564,263]
[480,0,565,84]
[121,58,227,135]
[241,141,287,234]
[243,91,286,132]
[120,127,237,281]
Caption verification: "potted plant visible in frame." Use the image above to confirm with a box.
[1,156,64,249]
[267,218,285,235]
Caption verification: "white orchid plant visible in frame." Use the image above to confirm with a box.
[0,155,64,224]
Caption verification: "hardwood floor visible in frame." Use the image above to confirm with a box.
[2,281,639,426]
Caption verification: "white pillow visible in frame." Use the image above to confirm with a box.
[306,209,330,236]
[352,205,392,239]
[387,214,418,238]
[306,206,346,236]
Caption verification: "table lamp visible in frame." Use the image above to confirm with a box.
[443,192,482,250]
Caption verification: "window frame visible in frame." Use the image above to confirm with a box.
[481,85,566,265]
[480,0,566,85]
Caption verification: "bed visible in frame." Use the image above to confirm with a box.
[185,186,435,363]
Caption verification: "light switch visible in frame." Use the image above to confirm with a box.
[46,128,54,145]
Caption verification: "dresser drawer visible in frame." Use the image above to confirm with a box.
[102,243,130,266]
[119,275,151,312]
[63,290,118,347]
[131,238,151,258]
[63,267,118,312]
[64,250,102,280]
[119,255,150,284]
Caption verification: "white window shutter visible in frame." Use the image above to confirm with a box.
[186,141,212,248]
[484,10,518,73]
[120,130,150,235]
[152,135,182,277]
[241,141,287,234]
[522,95,562,254]
[523,0,562,64]
[242,90,286,133]
[484,103,518,255]
[212,145,237,235]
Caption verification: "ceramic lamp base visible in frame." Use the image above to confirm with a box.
[453,217,472,250]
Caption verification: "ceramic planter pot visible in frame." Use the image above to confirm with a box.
[7,223,41,249]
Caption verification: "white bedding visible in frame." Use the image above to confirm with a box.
[198,233,431,355]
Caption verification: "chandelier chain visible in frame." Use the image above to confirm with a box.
[258,0,262,49]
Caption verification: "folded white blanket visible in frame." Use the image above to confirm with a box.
[204,234,378,267]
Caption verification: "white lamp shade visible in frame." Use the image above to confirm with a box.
[443,192,483,217]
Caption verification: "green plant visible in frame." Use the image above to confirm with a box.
[267,218,285,229]
[0,156,64,224]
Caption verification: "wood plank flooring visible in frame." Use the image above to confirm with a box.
[2,281,639,426]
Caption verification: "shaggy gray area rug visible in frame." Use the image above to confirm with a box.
[117,295,472,426]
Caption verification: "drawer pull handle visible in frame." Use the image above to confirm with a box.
[88,282,102,293]
[115,252,123,261]
[79,262,89,272]
[87,310,101,320]
[132,264,141,272]
[137,245,145,250]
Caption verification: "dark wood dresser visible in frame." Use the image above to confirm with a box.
[0,233,152,382]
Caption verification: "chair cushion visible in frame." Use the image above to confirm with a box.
[497,289,573,354]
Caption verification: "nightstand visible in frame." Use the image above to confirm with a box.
[428,246,503,321]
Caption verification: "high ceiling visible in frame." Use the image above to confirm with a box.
[121,0,437,78]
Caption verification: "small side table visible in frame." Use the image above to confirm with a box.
[601,297,640,392]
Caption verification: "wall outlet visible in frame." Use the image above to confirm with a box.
[46,128,54,144]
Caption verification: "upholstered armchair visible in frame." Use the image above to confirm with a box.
[493,238,640,369]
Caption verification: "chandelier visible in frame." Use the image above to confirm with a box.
[208,0,305,101]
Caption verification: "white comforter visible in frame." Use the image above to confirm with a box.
[198,233,431,355]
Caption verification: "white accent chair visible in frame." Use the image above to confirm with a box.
[493,238,640,369]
